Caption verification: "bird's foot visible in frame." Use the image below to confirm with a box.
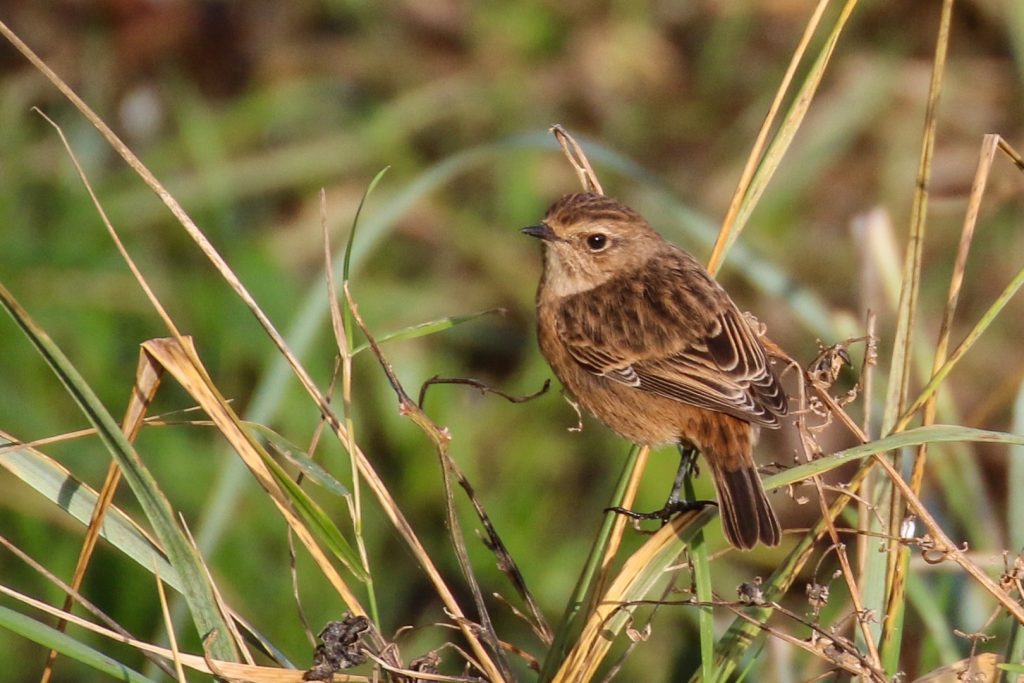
[606,499,717,526]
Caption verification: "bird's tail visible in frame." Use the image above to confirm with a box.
[707,457,781,550]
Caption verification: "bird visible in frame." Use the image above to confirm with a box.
[522,192,787,549]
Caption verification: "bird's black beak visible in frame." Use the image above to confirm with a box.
[521,223,557,241]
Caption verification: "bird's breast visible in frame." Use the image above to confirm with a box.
[536,301,693,445]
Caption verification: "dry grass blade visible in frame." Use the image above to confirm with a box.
[895,136,1024,430]
[895,255,1024,431]
[0,283,240,663]
[2,19,507,679]
[29,103,253,659]
[910,653,1001,682]
[790,359,882,671]
[589,446,650,611]
[39,348,167,682]
[0,561,361,682]
[553,508,716,683]
[709,0,828,274]
[138,337,368,613]
[709,0,858,275]
[923,134,1004,408]
[884,0,954,432]
[154,563,187,683]
[184,520,256,666]
[807,474,882,670]
[887,133,1006,668]
[343,283,509,682]
[0,534,176,679]
[869,1,954,668]
[551,124,603,194]
[9,24,364,512]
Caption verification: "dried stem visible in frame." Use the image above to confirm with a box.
[344,283,513,681]
[551,124,604,195]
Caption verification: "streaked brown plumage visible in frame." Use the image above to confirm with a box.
[523,192,787,549]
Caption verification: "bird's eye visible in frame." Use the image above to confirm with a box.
[585,233,609,251]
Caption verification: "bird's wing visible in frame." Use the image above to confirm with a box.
[555,255,787,426]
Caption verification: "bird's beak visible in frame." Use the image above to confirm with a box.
[521,223,558,241]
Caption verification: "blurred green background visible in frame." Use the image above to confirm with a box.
[2,1,1024,681]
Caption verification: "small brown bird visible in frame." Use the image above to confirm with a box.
[523,192,787,549]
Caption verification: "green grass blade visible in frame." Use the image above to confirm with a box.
[539,445,642,682]
[342,166,390,285]
[342,166,390,363]
[0,605,156,683]
[684,475,714,681]
[899,261,1024,427]
[256,444,369,582]
[244,423,349,497]
[0,283,238,662]
[905,572,958,665]
[1009,382,1024,552]
[350,308,505,356]
[335,169,390,629]
[1005,382,1024,682]
[765,425,1024,490]
[0,436,180,590]
[698,531,816,682]
[702,424,1024,681]
[725,0,859,259]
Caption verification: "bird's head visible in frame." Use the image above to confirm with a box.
[522,193,664,297]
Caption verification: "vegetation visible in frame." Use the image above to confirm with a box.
[1,2,1023,681]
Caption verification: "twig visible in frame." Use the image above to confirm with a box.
[490,592,551,649]
[810,383,1024,625]
[462,473,554,644]
[418,376,550,410]
[791,343,882,671]
[615,596,887,681]
[361,650,484,683]
[343,283,513,681]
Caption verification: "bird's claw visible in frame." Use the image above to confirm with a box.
[605,499,717,525]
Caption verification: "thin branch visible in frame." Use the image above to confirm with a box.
[418,376,550,410]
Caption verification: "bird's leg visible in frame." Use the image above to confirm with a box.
[666,445,699,506]
[606,445,715,524]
